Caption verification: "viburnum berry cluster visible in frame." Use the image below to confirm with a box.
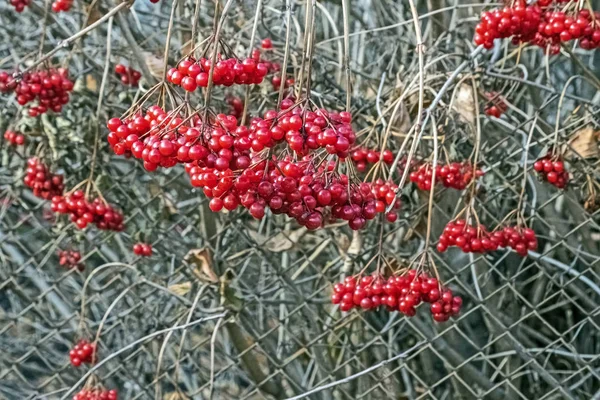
[0,68,74,117]
[24,157,65,200]
[8,0,30,12]
[533,154,568,188]
[114,64,141,86]
[58,249,84,271]
[484,91,508,118]
[106,98,398,230]
[251,100,356,157]
[50,190,125,231]
[69,340,96,367]
[73,388,117,400]
[3,129,25,146]
[167,55,269,91]
[133,242,152,256]
[331,270,463,322]
[437,219,538,256]
[350,147,394,172]
[474,3,600,53]
[409,162,483,191]
[51,0,72,12]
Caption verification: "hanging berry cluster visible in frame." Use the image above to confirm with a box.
[50,190,125,231]
[24,157,65,200]
[350,147,395,172]
[0,68,74,117]
[331,270,463,322]
[474,3,600,53]
[437,219,538,257]
[484,91,508,118]
[409,162,483,191]
[69,340,96,367]
[7,0,30,12]
[250,40,294,91]
[52,0,72,12]
[133,242,152,256]
[73,388,117,400]
[58,249,84,271]
[3,129,25,146]
[533,154,568,188]
[114,64,141,86]
[167,56,269,91]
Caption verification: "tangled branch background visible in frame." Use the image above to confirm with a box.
[0,0,599,399]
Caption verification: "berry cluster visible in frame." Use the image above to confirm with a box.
[251,101,356,157]
[3,129,25,146]
[106,100,396,230]
[474,4,542,49]
[8,0,30,12]
[167,56,269,90]
[409,162,483,191]
[533,154,568,189]
[0,68,74,117]
[69,340,96,367]
[24,157,65,200]
[114,64,141,86]
[350,147,394,172]
[58,249,84,271]
[193,158,400,230]
[474,3,600,53]
[484,91,507,118]
[495,226,538,257]
[249,44,295,91]
[331,270,463,322]
[73,389,117,400]
[437,219,538,256]
[52,0,72,12]
[50,190,125,231]
[133,242,152,256]
[226,96,244,118]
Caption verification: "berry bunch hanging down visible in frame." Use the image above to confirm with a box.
[250,40,294,91]
[73,388,117,400]
[167,55,269,91]
[484,91,508,118]
[133,242,152,256]
[474,2,600,53]
[51,0,72,12]
[51,190,125,231]
[189,156,400,230]
[350,147,395,172]
[7,0,30,12]
[58,249,84,271]
[409,162,483,191]
[69,339,96,367]
[331,270,463,322]
[533,154,569,188]
[3,129,25,146]
[437,219,538,256]
[250,99,356,157]
[24,157,65,200]
[0,68,74,117]
[114,64,141,86]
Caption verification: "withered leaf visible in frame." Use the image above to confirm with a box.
[453,83,476,126]
[565,126,599,160]
[185,248,218,283]
[143,51,164,80]
[246,226,308,252]
[168,282,192,296]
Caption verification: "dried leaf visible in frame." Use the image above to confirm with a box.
[565,126,599,160]
[246,227,308,252]
[143,51,164,80]
[185,248,218,283]
[168,282,192,296]
[453,83,476,126]
[85,74,97,91]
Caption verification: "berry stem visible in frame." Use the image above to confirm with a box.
[341,0,351,113]
[277,0,293,109]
